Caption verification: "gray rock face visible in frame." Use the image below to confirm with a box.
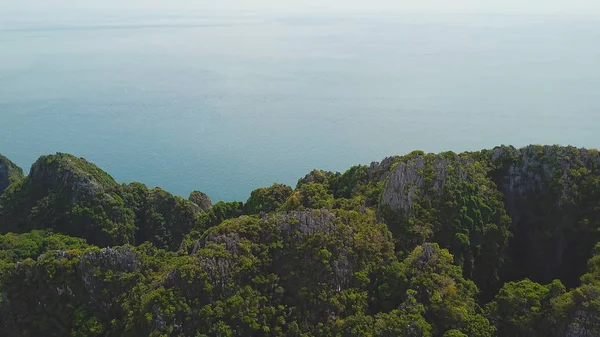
[189,190,212,212]
[380,154,472,216]
[563,310,600,337]
[78,247,141,286]
[271,210,338,236]
[77,247,141,309]
[0,154,24,195]
[367,155,400,182]
[78,246,141,277]
[492,145,600,209]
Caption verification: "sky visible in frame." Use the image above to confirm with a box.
[1,0,599,15]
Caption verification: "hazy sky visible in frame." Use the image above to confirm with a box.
[1,0,599,15]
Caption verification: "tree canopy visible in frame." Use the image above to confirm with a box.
[1,145,600,336]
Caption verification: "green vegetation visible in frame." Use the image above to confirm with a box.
[0,145,600,336]
[245,183,293,214]
[0,154,199,250]
[379,152,511,300]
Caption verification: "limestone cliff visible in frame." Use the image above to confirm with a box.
[378,145,600,294]
[488,145,600,286]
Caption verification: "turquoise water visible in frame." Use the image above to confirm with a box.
[1,11,599,201]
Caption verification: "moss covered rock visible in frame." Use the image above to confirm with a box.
[188,190,213,213]
[244,183,293,214]
[0,154,24,195]
[380,151,511,298]
[0,153,135,247]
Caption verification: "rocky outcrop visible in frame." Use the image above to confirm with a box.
[78,247,141,284]
[189,190,213,212]
[380,154,473,216]
[0,153,135,247]
[270,210,338,236]
[0,154,24,195]
[297,169,334,187]
[28,153,117,201]
[367,155,400,182]
[377,146,600,292]
[77,247,141,312]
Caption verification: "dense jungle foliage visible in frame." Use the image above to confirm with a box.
[1,145,600,336]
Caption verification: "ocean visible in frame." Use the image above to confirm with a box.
[1,10,599,201]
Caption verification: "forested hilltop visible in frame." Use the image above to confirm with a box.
[1,145,600,337]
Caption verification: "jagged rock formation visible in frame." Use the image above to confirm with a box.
[367,155,400,183]
[0,154,24,195]
[563,309,600,337]
[380,153,473,215]
[188,190,213,212]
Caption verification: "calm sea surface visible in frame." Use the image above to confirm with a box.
[1,11,599,201]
